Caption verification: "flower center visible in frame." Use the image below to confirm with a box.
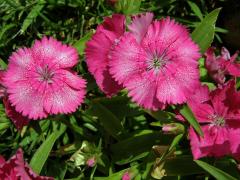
[147,55,167,72]
[210,114,225,127]
[37,65,54,83]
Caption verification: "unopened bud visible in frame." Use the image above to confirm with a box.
[122,171,131,180]
[86,157,96,167]
[162,123,184,135]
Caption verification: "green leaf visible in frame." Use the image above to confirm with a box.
[74,30,93,56]
[20,1,45,34]
[191,8,221,53]
[163,156,204,176]
[89,101,124,140]
[195,160,237,180]
[30,122,66,174]
[188,1,203,20]
[94,96,141,120]
[0,57,7,69]
[115,0,142,15]
[0,24,15,41]
[111,130,173,164]
[202,82,216,90]
[46,159,67,180]
[0,104,10,134]
[146,110,175,125]
[179,105,203,137]
[168,134,183,152]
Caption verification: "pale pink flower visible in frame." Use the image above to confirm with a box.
[85,14,125,96]
[189,81,240,159]
[0,148,53,180]
[3,37,86,120]
[205,47,240,84]
[109,13,200,110]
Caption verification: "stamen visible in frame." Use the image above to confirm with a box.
[37,65,54,83]
[147,55,167,72]
[209,114,225,127]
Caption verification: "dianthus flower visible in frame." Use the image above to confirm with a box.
[0,148,53,180]
[205,47,240,84]
[0,70,29,129]
[189,81,240,159]
[85,14,125,96]
[109,13,201,110]
[3,37,86,120]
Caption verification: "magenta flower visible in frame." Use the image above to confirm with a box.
[189,81,240,159]
[3,37,86,120]
[109,13,200,110]
[3,37,86,119]
[0,71,29,130]
[0,70,6,98]
[85,14,125,96]
[205,47,240,84]
[0,148,53,180]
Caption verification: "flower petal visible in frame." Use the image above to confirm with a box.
[109,33,147,84]
[44,83,86,114]
[85,31,121,96]
[189,126,231,159]
[128,12,154,43]
[100,14,125,37]
[7,81,47,120]
[32,36,78,68]
[126,73,165,110]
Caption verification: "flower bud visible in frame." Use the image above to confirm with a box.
[86,157,96,167]
[122,171,131,180]
[162,123,184,135]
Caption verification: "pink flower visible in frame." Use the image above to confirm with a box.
[205,47,240,84]
[122,171,131,180]
[3,37,86,120]
[0,71,30,130]
[109,13,200,110]
[0,70,6,98]
[85,14,125,96]
[0,148,53,180]
[189,81,240,159]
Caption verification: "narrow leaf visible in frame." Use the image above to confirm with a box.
[89,101,124,140]
[191,8,221,53]
[168,134,183,151]
[188,1,203,20]
[163,156,204,176]
[195,160,237,180]
[20,1,45,34]
[111,130,173,164]
[30,122,66,174]
[179,104,203,136]
[0,58,7,69]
